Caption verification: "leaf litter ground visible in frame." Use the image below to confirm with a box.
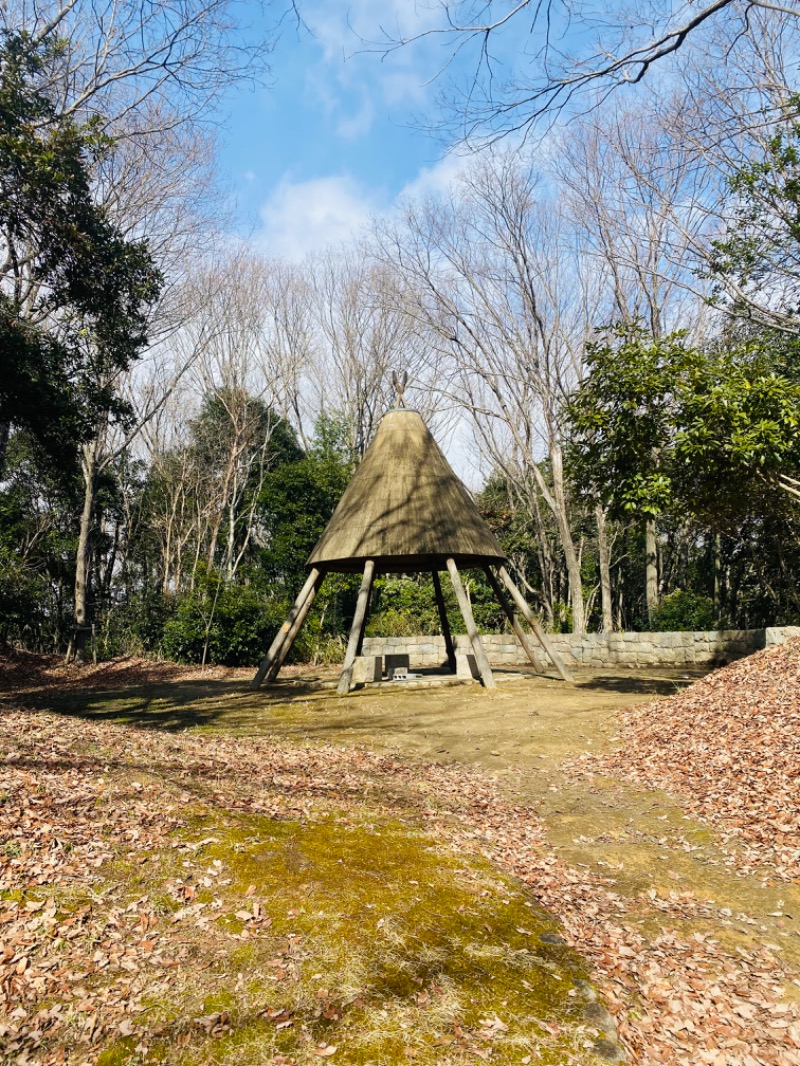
[578,638,800,885]
[1,648,800,1065]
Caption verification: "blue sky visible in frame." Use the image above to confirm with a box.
[217,0,499,259]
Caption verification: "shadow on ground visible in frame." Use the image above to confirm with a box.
[9,666,702,735]
[4,660,708,746]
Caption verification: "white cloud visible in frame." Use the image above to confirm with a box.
[306,0,441,61]
[380,68,428,108]
[295,0,440,142]
[258,174,380,261]
[398,152,468,201]
[257,148,480,264]
[256,152,474,262]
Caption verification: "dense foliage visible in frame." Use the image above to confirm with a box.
[0,30,161,476]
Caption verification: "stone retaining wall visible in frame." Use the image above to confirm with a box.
[361,626,800,670]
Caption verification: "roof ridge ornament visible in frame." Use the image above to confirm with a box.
[391,369,408,408]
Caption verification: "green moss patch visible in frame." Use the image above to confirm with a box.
[101,812,608,1064]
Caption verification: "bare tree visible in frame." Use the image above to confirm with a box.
[377,154,603,633]
[0,0,286,657]
[309,247,447,458]
[181,251,307,583]
[261,260,317,448]
[94,249,313,620]
[667,8,800,335]
[556,97,712,623]
[4,0,273,132]
[66,277,227,660]
[370,0,800,144]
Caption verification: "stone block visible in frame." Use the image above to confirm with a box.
[658,632,681,648]
[766,626,800,645]
[385,654,410,679]
[655,648,679,663]
[719,629,745,642]
[352,656,383,684]
[455,653,479,680]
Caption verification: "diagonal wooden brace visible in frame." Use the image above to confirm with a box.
[498,566,574,682]
[250,568,322,690]
[432,570,456,671]
[484,567,546,674]
[337,560,376,695]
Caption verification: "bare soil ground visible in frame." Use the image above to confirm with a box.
[1,652,799,1065]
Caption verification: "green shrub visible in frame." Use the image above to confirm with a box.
[306,633,346,665]
[127,591,177,653]
[0,559,47,647]
[366,608,426,638]
[650,590,717,632]
[162,584,292,667]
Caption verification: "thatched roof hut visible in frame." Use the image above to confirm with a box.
[252,404,571,693]
[308,409,505,573]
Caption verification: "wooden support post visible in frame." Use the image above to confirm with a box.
[355,581,373,659]
[250,568,322,690]
[484,567,545,675]
[446,557,495,689]
[431,570,456,671]
[498,566,574,683]
[265,571,325,683]
[338,560,376,695]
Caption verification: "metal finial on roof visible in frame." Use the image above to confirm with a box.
[391,369,408,408]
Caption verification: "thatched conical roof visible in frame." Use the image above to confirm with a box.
[307,409,506,573]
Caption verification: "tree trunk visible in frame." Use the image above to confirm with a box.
[595,504,613,633]
[526,486,556,629]
[0,420,9,477]
[70,444,98,662]
[615,563,625,631]
[713,533,722,614]
[549,444,585,634]
[645,519,658,626]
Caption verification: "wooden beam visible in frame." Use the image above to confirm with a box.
[483,567,545,675]
[431,570,456,671]
[337,560,376,695]
[498,566,574,683]
[250,568,322,690]
[265,571,325,683]
[355,581,373,659]
[446,557,495,689]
